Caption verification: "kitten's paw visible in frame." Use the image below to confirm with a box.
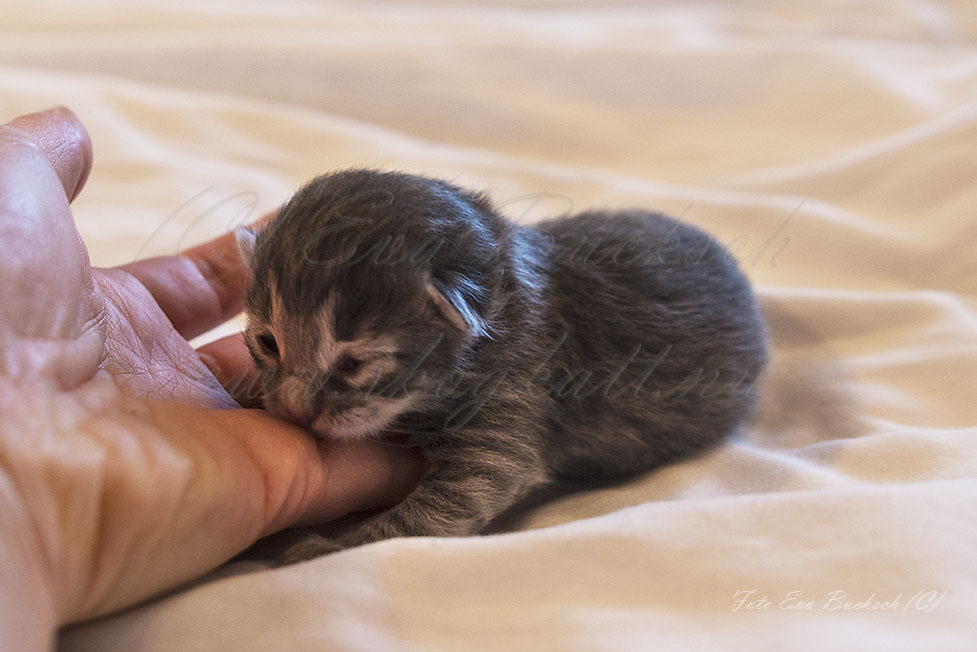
[279,535,346,564]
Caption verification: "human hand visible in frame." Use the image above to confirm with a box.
[0,107,422,648]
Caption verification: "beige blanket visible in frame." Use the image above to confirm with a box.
[2,1,975,649]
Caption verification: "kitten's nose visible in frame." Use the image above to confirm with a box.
[281,402,317,428]
[278,375,318,427]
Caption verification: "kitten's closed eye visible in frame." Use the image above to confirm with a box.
[257,333,279,359]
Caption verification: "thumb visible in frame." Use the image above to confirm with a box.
[3,106,93,202]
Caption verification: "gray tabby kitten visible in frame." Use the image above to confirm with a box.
[237,169,767,562]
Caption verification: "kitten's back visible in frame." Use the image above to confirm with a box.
[533,210,768,477]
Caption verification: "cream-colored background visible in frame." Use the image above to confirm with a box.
[1,1,975,650]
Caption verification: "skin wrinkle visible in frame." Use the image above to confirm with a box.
[69,299,110,386]
[93,276,153,380]
[94,268,236,408]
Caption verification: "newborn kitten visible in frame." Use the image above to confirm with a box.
[238,169,767,562]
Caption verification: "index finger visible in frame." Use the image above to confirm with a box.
[120,208,279,340]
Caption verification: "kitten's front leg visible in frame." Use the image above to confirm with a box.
[281,438,547,563]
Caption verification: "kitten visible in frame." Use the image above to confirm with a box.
[238,169,768,562]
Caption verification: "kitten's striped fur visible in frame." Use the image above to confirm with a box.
[240,170,768,561]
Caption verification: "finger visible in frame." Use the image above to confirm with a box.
[212,408,425,537]
[3,106,92,202]
[119,208,279,340]
[300,440,426,527]
[196,333,265,408]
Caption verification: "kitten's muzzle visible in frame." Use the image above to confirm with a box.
[274,375,320,428]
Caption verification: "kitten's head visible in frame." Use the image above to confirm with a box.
[239,169,501,440]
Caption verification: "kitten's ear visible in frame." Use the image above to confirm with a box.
[235,225,258,272]
[426,277,490,339]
